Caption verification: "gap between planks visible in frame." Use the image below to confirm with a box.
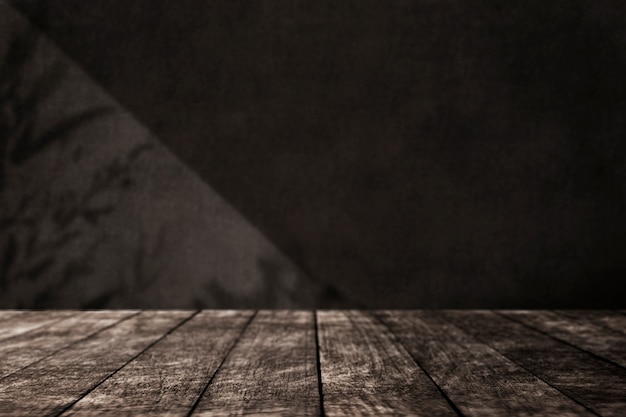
[442,310,626,417]
[1,310,624,417]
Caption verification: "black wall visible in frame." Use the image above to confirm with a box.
[10,0,626,307]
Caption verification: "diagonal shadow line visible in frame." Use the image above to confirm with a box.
[2,1,359,307]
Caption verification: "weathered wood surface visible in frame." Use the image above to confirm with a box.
[376,310,596,417]
[0,310,624,416]
[500,310,626,369]
[442,310,626,417]
[317,310,456,416]
[0,310,76,342]
[0,310,137,380]
[557,310,626,337]
[0,311,194,416]
[63,310,254,416]
[193,310,319,417]
[0,311,27,321]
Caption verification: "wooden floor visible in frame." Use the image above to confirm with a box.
[0,310,625,416]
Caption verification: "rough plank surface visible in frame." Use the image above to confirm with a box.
[443,310,626,417]
[62,310,254,416]
[376,310,596,417]
[0,310,76,341]
[0,310,137,379]
[317,310,456,417]
[0,311,27,320]
[0,310,194,417]
[1,310,624,416]
[556,310,626,337]
[500,310,626,369]
[193,310,319,416]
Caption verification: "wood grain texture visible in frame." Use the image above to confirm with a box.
[61,310,254,417]
[557,310,626,336]
[1,310,624,416]
[193,310,319,417]
[0,310,194,417]
[442,310,626,417]
[0,310,137,379]
[376,310,595,417]
[317,310,456,417]
[500,310,626,369]
[0,310,76,341]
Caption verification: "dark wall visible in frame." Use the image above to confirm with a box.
[11,0,626,307]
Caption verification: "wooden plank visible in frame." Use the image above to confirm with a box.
[0,310,76,341]
[0,310,195,417]
[557,310,626,336]
[192,310,319,417]
[317,310,456,417]
[442,310,626,417]
[0,310,137,379]
[500,310,626,369]
[61,310,254,416]
[376,310,595,417]
[0,311,27,321]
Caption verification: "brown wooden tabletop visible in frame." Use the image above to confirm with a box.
[0,310,625,416]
